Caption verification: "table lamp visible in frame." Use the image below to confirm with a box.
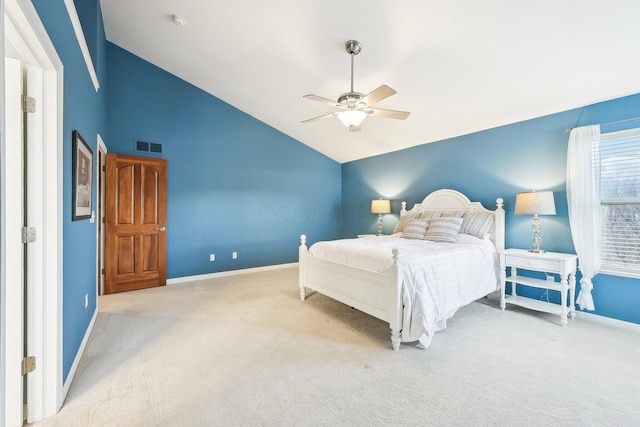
[515,191,556,253]
[371,199,391,236]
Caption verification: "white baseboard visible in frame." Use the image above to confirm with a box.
[167,262,299,285]
[576,309,640,333]
[61,307,98,404]
[488,293,640,332]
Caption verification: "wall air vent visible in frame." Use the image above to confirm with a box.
[136,140,163,154]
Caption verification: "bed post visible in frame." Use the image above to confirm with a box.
[494,198,505,251]
[389,248,402,351]
[299,234,307,301]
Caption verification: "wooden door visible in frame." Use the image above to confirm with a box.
[105,153,167,294]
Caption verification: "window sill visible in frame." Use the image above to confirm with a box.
[598,266,640,280]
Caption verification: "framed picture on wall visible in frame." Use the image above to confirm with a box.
[72,130,93,220]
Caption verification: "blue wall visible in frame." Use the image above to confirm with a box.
[105,43,342,277]
[32,0,108,380]
[342,94,640,325]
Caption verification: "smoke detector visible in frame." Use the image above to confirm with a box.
[172,14,185,27]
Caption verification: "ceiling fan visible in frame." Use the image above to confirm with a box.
[302,40,410,132]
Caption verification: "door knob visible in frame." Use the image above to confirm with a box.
[155,226,166,232]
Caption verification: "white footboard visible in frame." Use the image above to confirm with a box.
[299,235,403,350]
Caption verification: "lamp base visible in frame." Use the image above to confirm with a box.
[529,215,544,254]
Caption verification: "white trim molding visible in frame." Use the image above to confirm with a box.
[62,308,97,400]
[63,0,99,92]
[97,135,107,296]
[167,263,299,285]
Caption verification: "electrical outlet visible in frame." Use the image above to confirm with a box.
[232,252,238,259]
[84,293,88,308]
[209,253,215,262]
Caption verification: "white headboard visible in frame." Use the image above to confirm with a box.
[400,189,505,251]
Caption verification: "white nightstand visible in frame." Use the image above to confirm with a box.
[499,248,578,326]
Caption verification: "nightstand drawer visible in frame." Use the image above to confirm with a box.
[505,255,560,272]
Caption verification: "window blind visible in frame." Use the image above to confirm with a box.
[598,129,640,274]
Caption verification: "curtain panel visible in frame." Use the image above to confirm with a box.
[566,125,601,311]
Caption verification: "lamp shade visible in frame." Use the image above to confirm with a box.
[515,191,556,215]
[371,199,391,214]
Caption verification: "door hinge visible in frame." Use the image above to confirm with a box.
[22,356,36,375]
[21,95,36,113]
[22,226,37,244]
[101,268,106,275]
[102,165,106,172]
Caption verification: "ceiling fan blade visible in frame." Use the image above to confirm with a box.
[349,124,362,133]
[361,85,396,106]
[303,94,342,108]
[367,108,410,120]
[301,112,337,124]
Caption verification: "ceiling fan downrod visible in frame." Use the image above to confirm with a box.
[345,40,361,93]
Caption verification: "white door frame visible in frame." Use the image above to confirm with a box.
[3,53,25,427]
[1,0,63,424]
[97,136,107,295]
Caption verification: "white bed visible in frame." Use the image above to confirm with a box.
[298,189,505,350]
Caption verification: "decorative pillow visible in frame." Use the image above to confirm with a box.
[400,219,430,240]
[416,211,436,219]
[424,217,463,243]
[435,211,466,218]
[460,213,495,239]
[393,210,459,233]
[393,211,420,233]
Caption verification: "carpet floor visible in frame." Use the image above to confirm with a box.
[31,266,640,426]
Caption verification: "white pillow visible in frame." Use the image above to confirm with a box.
[424,217,463,243]
[400,219,430,240]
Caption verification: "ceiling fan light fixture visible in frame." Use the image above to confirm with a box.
[337,110,367,128]
[302,40,410,129]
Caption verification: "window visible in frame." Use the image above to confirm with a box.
[598,128,640,277]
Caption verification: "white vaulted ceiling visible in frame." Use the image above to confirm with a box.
[101,0,640,163]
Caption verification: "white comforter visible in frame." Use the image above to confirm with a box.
[309,234,499,348]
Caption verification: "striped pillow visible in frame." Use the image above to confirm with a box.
[418,211,440,219]
[460,213,494,239]
[434,211,466,218]
[393,211,420,233]
[400,219,430,240]
[394,211,439,233]
[424,217,463,243]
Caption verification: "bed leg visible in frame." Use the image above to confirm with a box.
[390,329,401,351]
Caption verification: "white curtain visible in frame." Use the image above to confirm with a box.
[566,125,601,311]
